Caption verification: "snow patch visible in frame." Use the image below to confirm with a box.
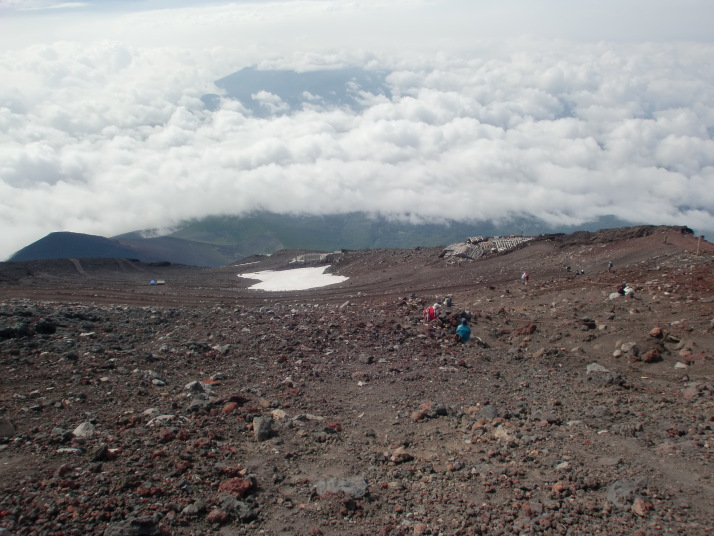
[238,266,348,291]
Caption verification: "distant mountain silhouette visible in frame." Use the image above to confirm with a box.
[8,231,250,267]
[203,66,391,116]
[10,233,142,262]
[8,212,641,267]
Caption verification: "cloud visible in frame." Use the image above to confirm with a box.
[1,1,714,260]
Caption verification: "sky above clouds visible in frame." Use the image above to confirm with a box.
[1,0,713,260]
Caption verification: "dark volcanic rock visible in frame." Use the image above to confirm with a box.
[103,514,161,536]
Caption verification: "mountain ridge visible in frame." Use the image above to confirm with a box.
[7,212,647,267]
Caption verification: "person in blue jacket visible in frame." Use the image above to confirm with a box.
[455,318,471,343]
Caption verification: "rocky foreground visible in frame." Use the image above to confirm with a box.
[0,227,712,535]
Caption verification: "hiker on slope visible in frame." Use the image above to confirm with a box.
[455,318,471,343]
[423,303,440,323]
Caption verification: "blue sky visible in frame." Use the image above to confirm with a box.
[1,0,713,259]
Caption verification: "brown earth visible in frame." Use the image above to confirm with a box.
[0,225,712,536]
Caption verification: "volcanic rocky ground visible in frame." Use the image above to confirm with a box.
[0,226,712,536]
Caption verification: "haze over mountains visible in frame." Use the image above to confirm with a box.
[7,212,643,267]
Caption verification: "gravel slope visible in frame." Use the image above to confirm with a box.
[0,226,712,536]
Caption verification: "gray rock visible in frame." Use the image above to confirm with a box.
[586,363,624,386]
[606,479,645,508]
[588,405,609,418]
[220,495,258,522]
[429,403,449,417]
[0,322,32,340]
[621,342,639,357]
[51,427,73,442]
[103,514,161,536]
[181,503,200,516]
[35,318,57,334]
[187,396,215,413]
[72,422,96,438]
[146,414,179,426]
[586,363,610,374]
[0,418,16,438]
[532,410,561,425]
[57,448,84,455]
[142,370,163,381]
[213,344,231,355]
[92,444,110,462]
[315,476,368,498]
[478,405,498,420]
[185,380,207,393]
[358,354,374,364]
[253,416,273,441]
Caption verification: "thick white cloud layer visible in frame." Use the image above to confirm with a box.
[1,0,714,259]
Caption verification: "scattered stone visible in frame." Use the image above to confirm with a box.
[586,363,610,374]
[146,414,178,426]
[606,479,644,508]
[271,409,288,420]
[181,503,201,517]
[648,327,663,338]
[494,425,514,442]
[631,497,653,517]
[218,478,255,499]
[641,348,661,363]
[185,380,207,393]
[91,444,113,462]
[0,419,16,438]
[54,463,73,477]
[389,447,414,464]
[157,428,175,442]
[220,495,258,522]
[315,476,368,498]
[213,344,231,355]
[222,402,239,415]
[682,383,703,400]
[253,416,273,441]
[206,509,230,525]
[478,405,498,420]
[103,514,161,536]
[72,421,96,438]
[515,323,537,335]
[586,363,624,386]
[35,318,57,334]
[187,396,215,413]
[57,447,83,455]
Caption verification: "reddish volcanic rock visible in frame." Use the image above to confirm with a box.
[218,478,255,498]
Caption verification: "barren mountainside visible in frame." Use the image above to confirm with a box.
[0,225,712,536]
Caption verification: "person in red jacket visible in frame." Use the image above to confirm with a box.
[423,303,440,322]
